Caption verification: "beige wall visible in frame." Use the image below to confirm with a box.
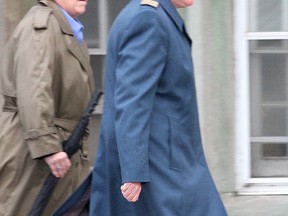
[0,1,3,109]
[0,0,36,113]
[1,0,34,42]
[3,0,25,41]
[181,1,235,193]
[0,1,4,50]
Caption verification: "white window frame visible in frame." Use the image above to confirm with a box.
[235,0,288,195]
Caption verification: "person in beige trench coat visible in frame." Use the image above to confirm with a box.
[0,0,94,215]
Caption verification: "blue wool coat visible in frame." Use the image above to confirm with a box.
[54,0,227,215]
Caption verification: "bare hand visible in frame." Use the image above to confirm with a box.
[44,152,71,178]
[120,182,142,202]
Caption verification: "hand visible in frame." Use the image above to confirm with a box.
[120,182,142,202]
[44,152,71,178]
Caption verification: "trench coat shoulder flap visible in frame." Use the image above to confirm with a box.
[157,0,192,45]
[39,0,92,75]
[32,4,52,30]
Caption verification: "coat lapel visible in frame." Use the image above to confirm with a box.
[64,36,92,76]
[158,0,192,44]
[65,38,95,92]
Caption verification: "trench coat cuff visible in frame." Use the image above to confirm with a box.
[27,133,62,159]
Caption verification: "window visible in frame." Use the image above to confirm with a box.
[249,0,288,32]
[79,0,129,91]
[235,0,288,194]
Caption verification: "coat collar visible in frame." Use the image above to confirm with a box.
[157,0,192,44]
[157,0,184,32]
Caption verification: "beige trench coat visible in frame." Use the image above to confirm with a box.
[0,0,95,215]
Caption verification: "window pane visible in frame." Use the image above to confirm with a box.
[251,143,288,177]
[250,40,288,137]
[90,55,105,91]
[261,54,286,102]
[79,0,100,48]
[249,0,288,32]
[79,0,129,49]
[107,0,129,28]
[262,143,287,157]
[263,107,286,136]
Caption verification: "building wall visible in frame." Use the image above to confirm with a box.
[0,1,4,50]
[3,0,24,40]
[182,0,235,193]
[0,1,5,109]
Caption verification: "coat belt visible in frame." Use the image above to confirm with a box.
[23,119,78,140]
[2,102,79,136]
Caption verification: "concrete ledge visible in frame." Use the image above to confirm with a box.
[222,193,288,216]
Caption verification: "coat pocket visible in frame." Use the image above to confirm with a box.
[169,118,194,172]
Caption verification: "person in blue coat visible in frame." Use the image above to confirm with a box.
[92,0,227,215]
[54,0,228,215]
[90,0,228,215]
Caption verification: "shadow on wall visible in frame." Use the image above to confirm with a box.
[0,96,3,115]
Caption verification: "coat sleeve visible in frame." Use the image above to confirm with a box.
[115,9,168,183]
[15,12,62,159]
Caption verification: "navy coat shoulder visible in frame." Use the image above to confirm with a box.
[55,0,228,215]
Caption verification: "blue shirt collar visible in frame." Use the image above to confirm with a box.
[58,6,84,44]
